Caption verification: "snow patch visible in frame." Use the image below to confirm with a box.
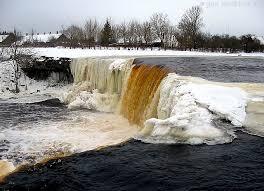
[188,83,247,126]
[32,47,264,59]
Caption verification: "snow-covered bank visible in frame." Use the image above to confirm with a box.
[0,60,70,101]
[33,47,264,58]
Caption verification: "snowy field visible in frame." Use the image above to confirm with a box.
[33,47,264,58]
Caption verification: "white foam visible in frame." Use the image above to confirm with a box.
[0,133,5,141]
[0,160,15,178]
[67,90,119,112]
[1,111,138,166]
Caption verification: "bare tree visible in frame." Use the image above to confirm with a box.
[164,25,178,49]
[142,21,153,47]
[118,21,128,45]
[111,24,119,44]
[135,21,144,47]
[63,25,84,48]
[150,13,170,48]
[1,30,34,93]
[84,18,99,48]
[178,6,203,50]
[127,20,138,46]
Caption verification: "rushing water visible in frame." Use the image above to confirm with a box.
[1,56,264,190]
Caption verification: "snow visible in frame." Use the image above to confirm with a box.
[137,73,247,145]
[161,74,248,127]
[32,47,264,58]
[187,83,248,126]
[0,60,70,101]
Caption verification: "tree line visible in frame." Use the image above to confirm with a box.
[1,6,263,52]
[61,6,263,52]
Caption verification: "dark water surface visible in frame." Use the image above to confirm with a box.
[1,134,264,191]
[1,56,264,191]
[135,56,264,83]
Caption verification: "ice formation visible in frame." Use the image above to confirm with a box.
[137,74,248,144]
[63,58,264,145]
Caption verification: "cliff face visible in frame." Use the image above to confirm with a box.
[21,56,73,82]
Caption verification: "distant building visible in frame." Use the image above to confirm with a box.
[47,34,70,47]
[0,33,16,46]
[256,36,264,45]
[251,35,264,45]
[21,33,69,47]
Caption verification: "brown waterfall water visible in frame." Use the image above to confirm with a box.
[120,64,169,126]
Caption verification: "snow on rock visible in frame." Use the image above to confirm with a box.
[0,60,70,102]
[187,83,248,126]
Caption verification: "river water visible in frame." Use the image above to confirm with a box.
[1,56,264,191]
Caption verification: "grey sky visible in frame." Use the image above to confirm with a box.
[0,0,263,36]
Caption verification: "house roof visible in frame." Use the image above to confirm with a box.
[21,33,62,43]
[256,36,264,45]
[0,35,9,43]
[252,35,264,45]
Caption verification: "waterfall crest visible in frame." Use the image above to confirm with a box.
[63,57,264,145]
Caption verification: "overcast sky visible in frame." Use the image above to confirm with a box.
[0,0,263,36]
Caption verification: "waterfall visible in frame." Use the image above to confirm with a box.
[64,57,264,145]
[64,58,133,112]
[120,64,168,125]
[66,58,168,124]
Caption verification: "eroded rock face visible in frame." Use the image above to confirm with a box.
[21,56,73,82]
